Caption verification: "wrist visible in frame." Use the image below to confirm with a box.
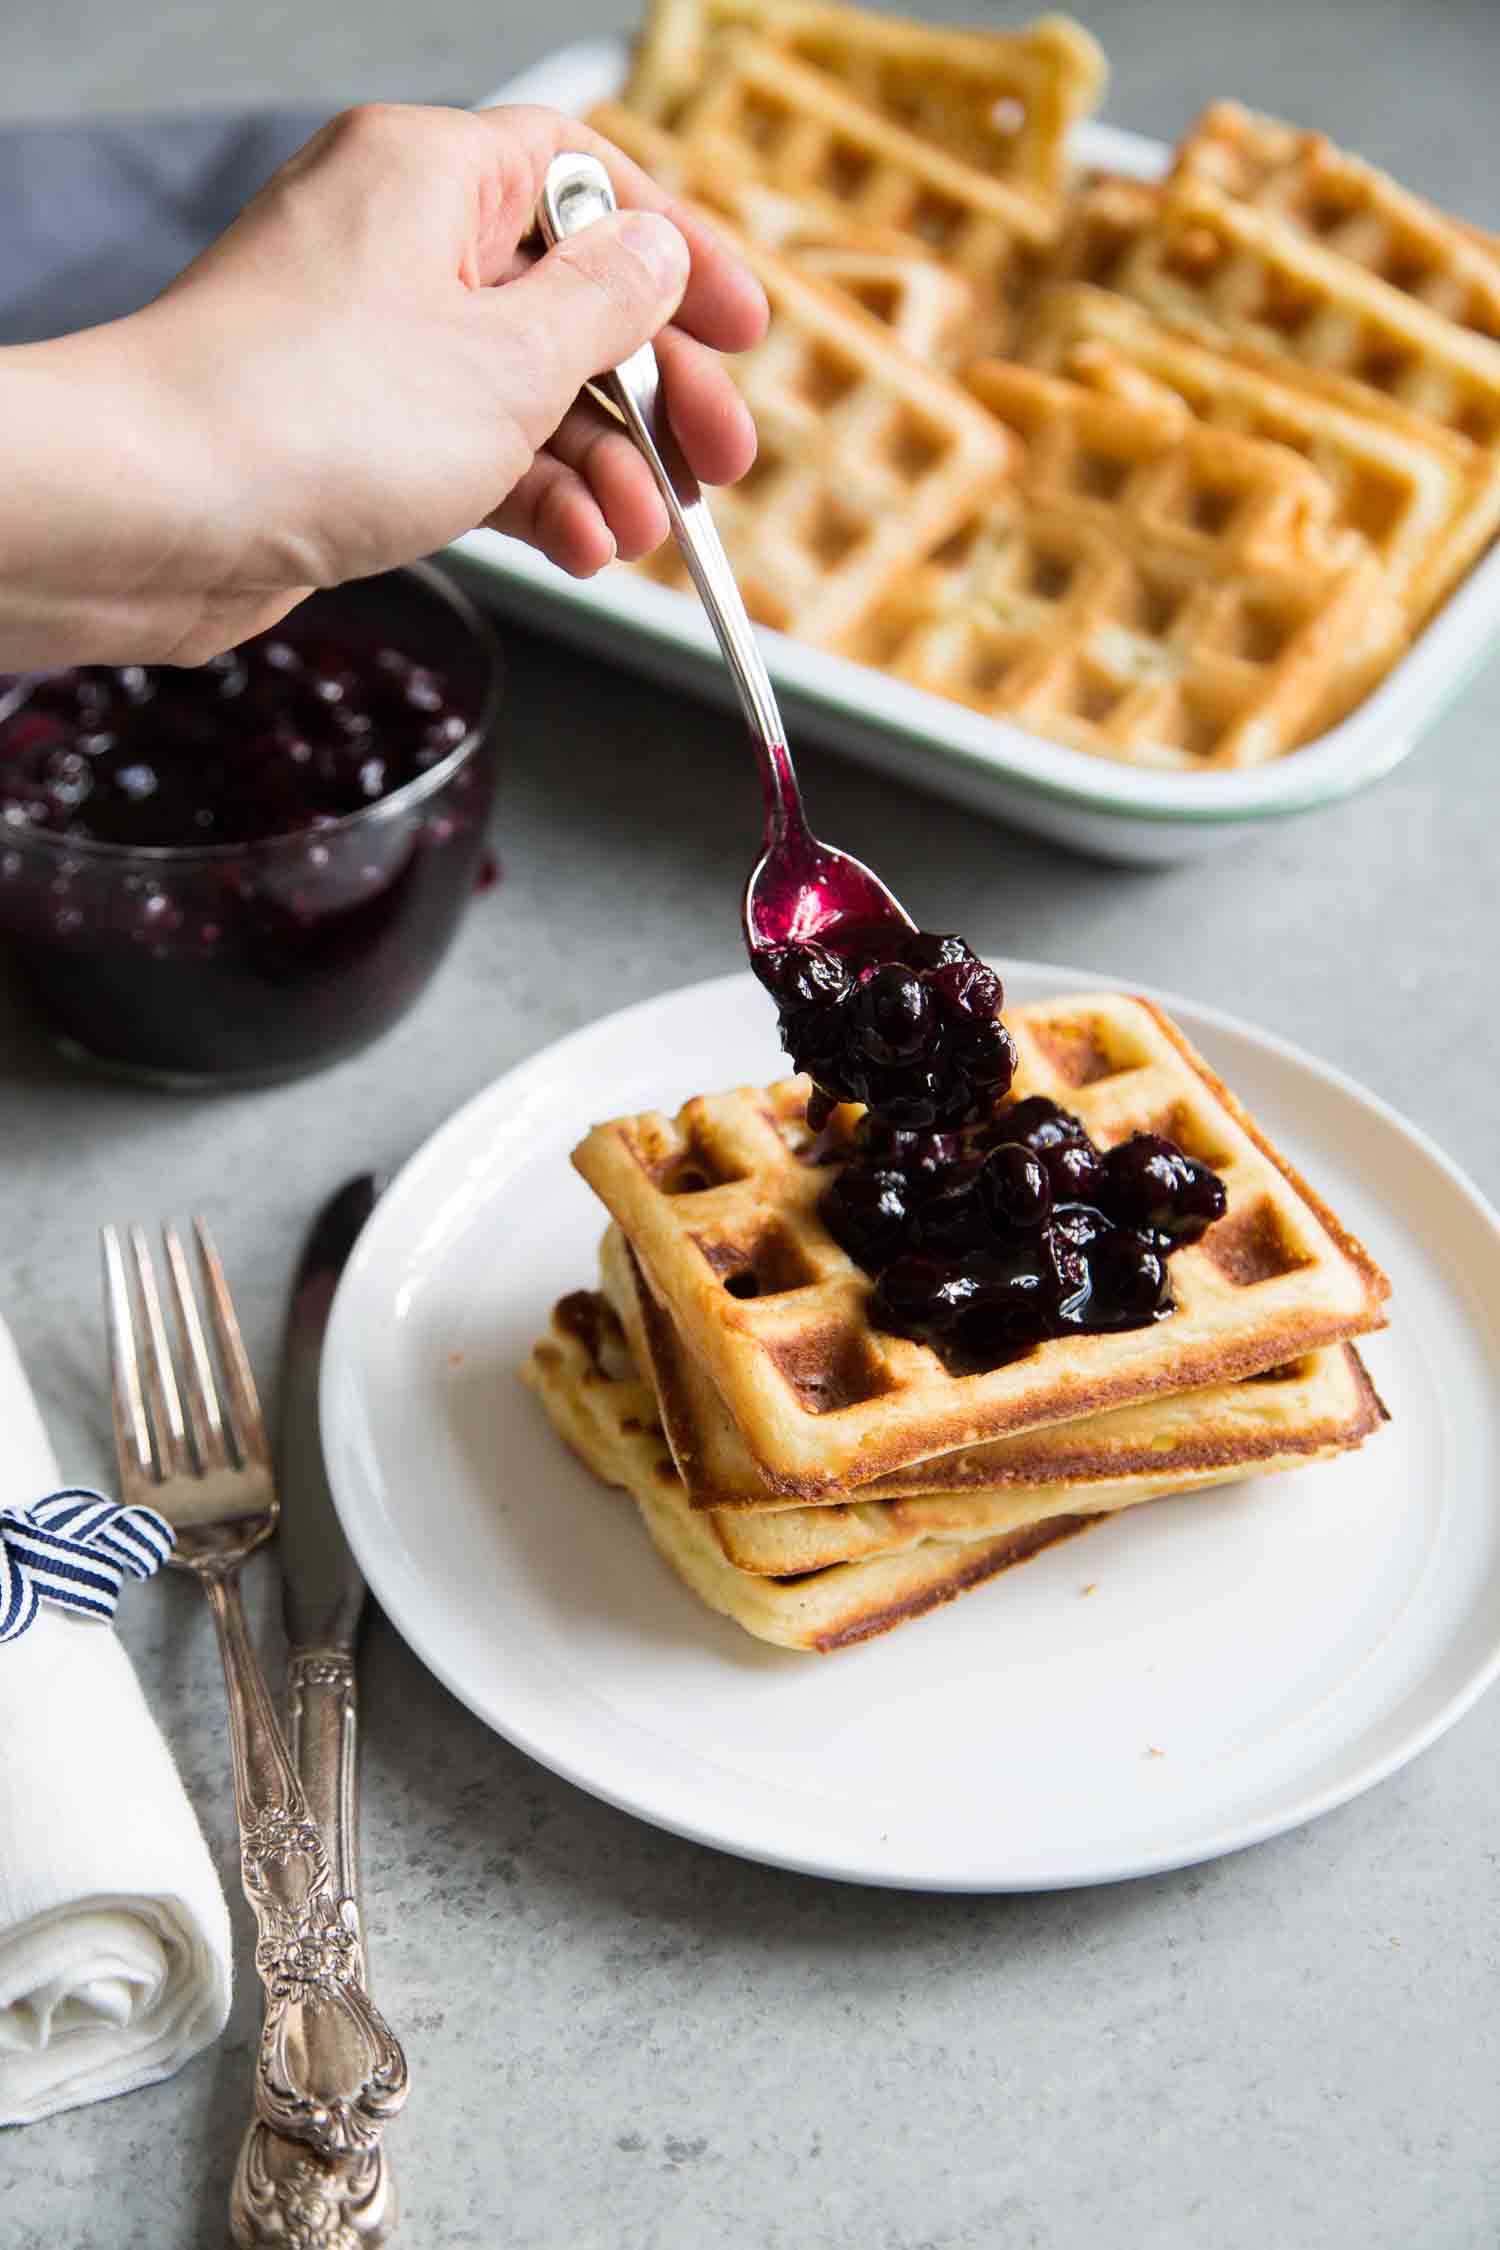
[0,313,234,667]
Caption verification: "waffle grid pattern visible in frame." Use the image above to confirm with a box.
[1173,101,1500,344]
[1023,283,1500,624]
[572,995,1389,1494]
[837,361,1387,769]
[625,0,1106,205]
[1070,178,1500,452]
[665,36,1058,354]
[633,223,1016,641]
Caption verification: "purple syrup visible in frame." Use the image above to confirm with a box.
[756,930,1227,1366]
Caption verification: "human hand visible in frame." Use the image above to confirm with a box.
[0,103,766,665]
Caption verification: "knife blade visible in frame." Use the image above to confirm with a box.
[231,1173,398,2250]
[279,1173,380,1660]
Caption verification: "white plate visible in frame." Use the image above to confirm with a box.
[322,966,1500,1890]
[453,42,1500,863]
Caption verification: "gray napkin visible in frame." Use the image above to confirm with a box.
[0,112,328,344]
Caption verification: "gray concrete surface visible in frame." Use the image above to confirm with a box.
[4,2,1500,2246]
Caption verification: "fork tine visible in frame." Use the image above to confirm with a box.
[128,1225,192,1480]
[101,1225,156,1489]
[162,1222,232,1473]
[194,1218,270,1469]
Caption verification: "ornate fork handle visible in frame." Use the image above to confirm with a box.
[206,1573,409,2160]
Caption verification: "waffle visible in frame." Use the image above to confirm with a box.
[521,1292,1097,1651]
[660,35,1060,356]
[590,95,975,361]
[623,0,1106,207]
[572,996,1390,1496]
[631,221,1017,642]
[836,359,1392,767]
[1172,102,1500,344]
[1023,284,1500,625]
[1055,176,1500,453]
[599,1221,1386,1514]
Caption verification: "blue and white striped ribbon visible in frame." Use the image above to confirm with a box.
[0,1489,175,1643]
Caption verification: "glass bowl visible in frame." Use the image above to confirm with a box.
[0,563,502,1087]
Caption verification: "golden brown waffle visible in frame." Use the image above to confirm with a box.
[791,245,973,364]
[624,0,1106,207]
[1055,176,1500,452]
[837,359,1392,767]
[631,222,1017,641]
[1023,284,1500,626]
[572,996,1390,1496]
[590,96,975,360]
[1172,102,1500,343]
[589,96,915,256]
[660,35,1059,356]
[521,1294,1096,1650]
[599,1221,1386,1514]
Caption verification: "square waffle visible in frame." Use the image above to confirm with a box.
[1022,283,1500,626]
[660,34,1060,356]
[836,359,1392,768]
[598,1221,1386,1514]
[521,1292,1098,1651]
[1055,175,1500,453]
[1172,101,1500,345]
[589,96,975,361]
[623,0,1106,207]
[629,221,1017,642]
[572,995,1390,1496]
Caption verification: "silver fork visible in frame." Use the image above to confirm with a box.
[102,1218,408,2164]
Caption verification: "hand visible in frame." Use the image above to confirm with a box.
[0,103,767,666]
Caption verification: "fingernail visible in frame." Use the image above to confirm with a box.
[618,211,690,296]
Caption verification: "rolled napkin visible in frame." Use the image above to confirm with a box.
[0,1313,232,2125]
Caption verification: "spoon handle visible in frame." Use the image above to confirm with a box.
[536,152,800,826]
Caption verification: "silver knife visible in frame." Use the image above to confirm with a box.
[231,1176,399,2249]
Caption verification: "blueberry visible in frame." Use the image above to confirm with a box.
[1099,1134,1227,1243]
[822,1168,911,1265]
[902,931,973,971]
[856,963,934,1064]
[981,1143,1051,1234]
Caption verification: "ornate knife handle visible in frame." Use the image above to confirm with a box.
[206,1576,408,2162]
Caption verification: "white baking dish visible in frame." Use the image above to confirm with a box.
[454,38,1500,861]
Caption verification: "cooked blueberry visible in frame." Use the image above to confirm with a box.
[822,1168,911,1263]
[856,963,933,1063]
[981,1143,1051,1234]
[902,931,972,971]
[1099,1134,1227,1243]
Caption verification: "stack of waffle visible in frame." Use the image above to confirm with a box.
[523,995,1390,1651]
[583,0,1500,770]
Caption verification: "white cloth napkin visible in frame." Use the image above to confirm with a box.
[0,1313,231,2125]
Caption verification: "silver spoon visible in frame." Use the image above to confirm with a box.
[536,151,913,956]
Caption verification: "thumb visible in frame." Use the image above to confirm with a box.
[490,210,690,452]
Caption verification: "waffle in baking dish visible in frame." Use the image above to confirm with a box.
[597,1221,1386,1514]
[837,360,1393,768]
[1021,283,1500,627]
[660,35,1059,355]
[630,219,1016,642]
[1171,101,1500,343]
[623,0,1106,206]
[572,995,1389,1496]
[1056,176,1500,452]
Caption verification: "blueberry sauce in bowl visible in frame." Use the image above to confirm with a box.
[756,928,1227,1367]
[0,563,502,1085]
